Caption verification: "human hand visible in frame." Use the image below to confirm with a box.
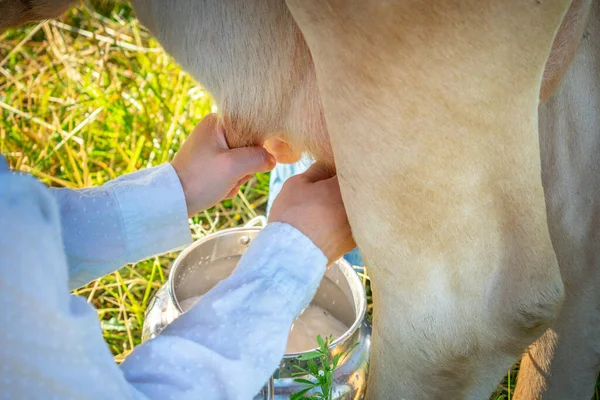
[172,114,276,216]
[268,164,356,264]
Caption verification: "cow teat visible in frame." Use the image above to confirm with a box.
[264,137,303,164]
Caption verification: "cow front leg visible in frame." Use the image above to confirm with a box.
[284,1,570,398]
[514,2,600,397]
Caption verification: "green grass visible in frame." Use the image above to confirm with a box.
[0,3,591,399]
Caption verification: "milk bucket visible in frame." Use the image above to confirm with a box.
[142,217,371,399]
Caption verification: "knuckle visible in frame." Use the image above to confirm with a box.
[285,175,303,188]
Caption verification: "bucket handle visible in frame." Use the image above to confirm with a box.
[244,215,267,228]
[260,377,275,400]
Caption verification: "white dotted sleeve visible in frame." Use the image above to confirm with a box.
[0,170,135,399]
[50,163,192,290]
[1,165,327,399]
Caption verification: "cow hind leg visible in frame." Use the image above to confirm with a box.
[515,296,600,400]
[285,1,571,398]
[514,2,600,398]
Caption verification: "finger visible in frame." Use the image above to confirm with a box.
[225,176,251,198]
[190,113,220,143]
[236,175,252,187]
[301,162,335,182]
[224,176,251,199]
[224,185,241,199]
[213,121,231,150]
[225,146,276,177]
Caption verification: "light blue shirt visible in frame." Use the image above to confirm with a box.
[0,157,327,400]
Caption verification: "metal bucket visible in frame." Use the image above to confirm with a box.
[142,217,371,399]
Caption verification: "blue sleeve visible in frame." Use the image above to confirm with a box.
[49,163,192,290]
[0,165,327,400]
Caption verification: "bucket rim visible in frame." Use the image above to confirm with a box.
[168,226,263,313]
[167,224,368,356]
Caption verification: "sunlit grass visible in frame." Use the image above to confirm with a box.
[0,2,270,361]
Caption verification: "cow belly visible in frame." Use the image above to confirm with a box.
[130,0,333,169]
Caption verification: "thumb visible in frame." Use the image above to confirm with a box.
[225,146,276,177]
[301,163,334,182]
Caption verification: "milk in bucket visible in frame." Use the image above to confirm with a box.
[175,254,351,353]
[179,298,348,353]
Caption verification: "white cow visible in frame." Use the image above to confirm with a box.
[131,1,599,398]
[1,0,598,398]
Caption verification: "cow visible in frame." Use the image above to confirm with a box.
[130,1,599,398]
[1,0,599,398]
